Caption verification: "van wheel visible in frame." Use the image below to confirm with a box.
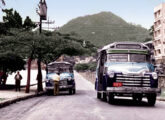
[46,90,53,96]
[147,94,156,106]
[97,92,101,99]
[107,93,114,104]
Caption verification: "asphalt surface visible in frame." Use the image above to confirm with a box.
[0,72,165,120]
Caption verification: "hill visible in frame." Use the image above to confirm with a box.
[59,12,150,47]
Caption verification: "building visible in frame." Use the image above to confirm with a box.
[154,3,165,63]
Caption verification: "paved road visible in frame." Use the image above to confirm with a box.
[0,72,165,120]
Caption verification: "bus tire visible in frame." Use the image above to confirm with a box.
[102,92,107,101]
[147,94,156,106]
[97,92,101,99]
[107,93,114,104]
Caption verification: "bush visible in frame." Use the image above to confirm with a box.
[74,62,97,72]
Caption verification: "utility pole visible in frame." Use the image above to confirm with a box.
[38,0,47,92]
[35,18,55,31]
[39,12,42,34]
[25,0,47,93]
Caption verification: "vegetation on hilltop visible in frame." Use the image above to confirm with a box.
[60,12,151,47]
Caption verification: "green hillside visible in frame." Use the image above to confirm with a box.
[59,12,150,47]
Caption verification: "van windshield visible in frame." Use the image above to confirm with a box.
[107,54,147,62]
[48,67,73,74]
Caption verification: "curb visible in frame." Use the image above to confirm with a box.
[157,97,165,101]
[0,92,45,108]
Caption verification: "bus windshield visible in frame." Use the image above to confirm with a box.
[107,54,147,62]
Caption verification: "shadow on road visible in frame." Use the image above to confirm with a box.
[99,98,155,107]
[45,90,95,96]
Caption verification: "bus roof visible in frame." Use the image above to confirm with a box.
[99,42,150,52]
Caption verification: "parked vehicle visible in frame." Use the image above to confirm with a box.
[95,42,161,106]
[45,61,76,95]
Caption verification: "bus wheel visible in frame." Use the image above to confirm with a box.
[97,92,101,99]
[102,92,107,101]
[147,94,156,106]
[107,93,114,104]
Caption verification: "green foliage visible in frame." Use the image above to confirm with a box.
[74,62,97,72]
[0,9,36,35]
[144,37,152,42]
[0,29,96,65]
[60,12,150,47]
[0,22,7,35]
[13,11,23,28]
[0,52,26,73]
[23,16,37,30]
[2,9,23,29]
[149,25,154,36]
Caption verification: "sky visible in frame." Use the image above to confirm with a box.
[0,0,164,29]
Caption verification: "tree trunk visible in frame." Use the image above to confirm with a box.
[37,58,43,92]
[25,58,32,93]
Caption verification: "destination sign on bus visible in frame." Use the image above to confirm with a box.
[116,44,141,49]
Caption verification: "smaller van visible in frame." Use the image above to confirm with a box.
[45,62,76,95]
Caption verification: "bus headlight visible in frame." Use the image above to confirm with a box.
[152,72,158,80]
[108,71,115,78]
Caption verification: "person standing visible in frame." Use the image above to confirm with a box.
[15,72,22,91]
[0,71,3,85]
[53,72,60,95]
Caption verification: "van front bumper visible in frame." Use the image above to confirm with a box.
[45,85,74,90]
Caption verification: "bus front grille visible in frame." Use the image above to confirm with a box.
[116,74,151,88]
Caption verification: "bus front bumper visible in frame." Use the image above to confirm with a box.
[106,87,161,94]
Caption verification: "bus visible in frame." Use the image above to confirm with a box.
[95,42,161,106]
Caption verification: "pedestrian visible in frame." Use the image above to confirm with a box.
[53,72,60,96]
[15,71,22,91]
[0,71,3,85]
[1,72,8,85]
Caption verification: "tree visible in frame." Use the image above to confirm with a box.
[0,52,26,85]
[149,25,154,36]
[13,10,23,28]
[23,16,37,30]
[2,9,23,29]
[0,22,7,35]
[0,29,96,92]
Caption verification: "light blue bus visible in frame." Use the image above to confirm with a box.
[95,42,161,106]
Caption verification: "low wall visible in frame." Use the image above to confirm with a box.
[159,75,165,88]
[78,71,165,89]
[78,71,96,84]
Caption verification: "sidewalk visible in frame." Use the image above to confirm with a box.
[157,88,165,101]
[0,85,45,108]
